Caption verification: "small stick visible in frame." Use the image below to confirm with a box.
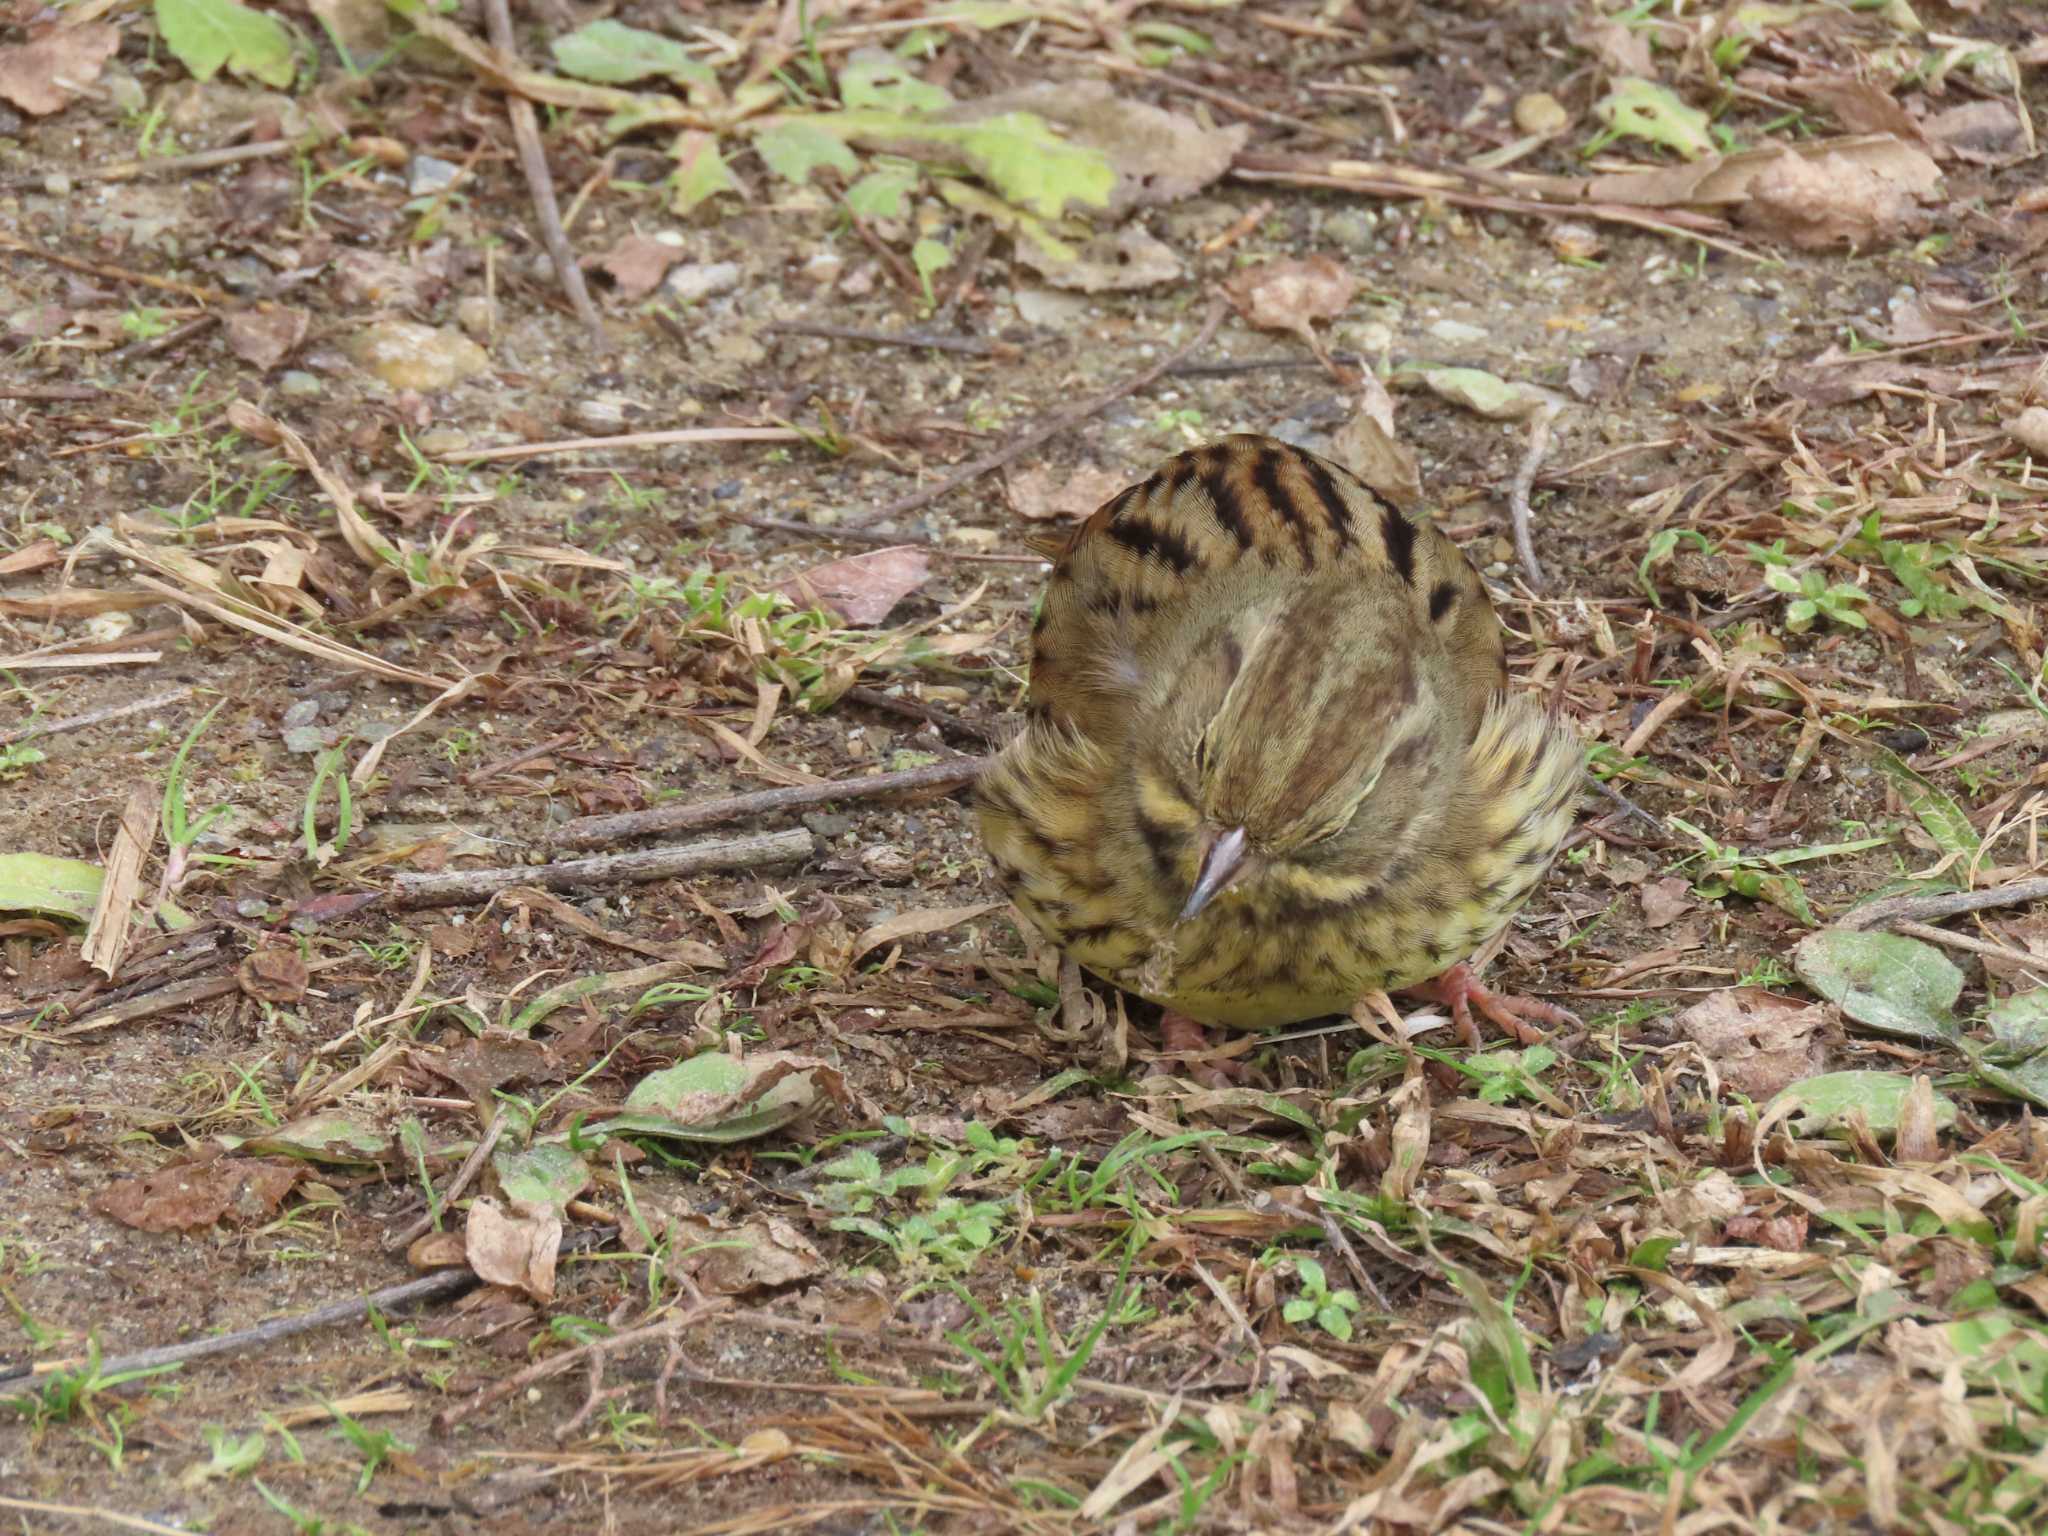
[768,322,1006,357]
[387,1117,508,1252]
[0,385,103,401]
[0,685,192,748]
[479,0,603,341]
[1837,877,2048,932]
[109,312,220,365]
[388,827,815,908]
[77,139,291,183]
[461,730,580,785]
[1893,920,2047,976]
[554,759,985,850]
[847,297,1228,529]
[53,974,241,1039]
[1507,399,1562,590]
[0,1268,478,1386]
[433,425,804,464]
[0,233,229,304]
[840,686,1001,746]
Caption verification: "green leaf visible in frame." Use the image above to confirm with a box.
[0,851,105,924]
[581,1050,836,1144]
[1317,1304,1353,1341]
[1591,77,1715,159]
[826,108,1114,219]
[1770,1070,1957,1138]
[492,1143,590,1213]
[910,237,952,305]
[846,162,919,219]
[1869,746,1980,861]
[1282,1298,1315,1324]
[227,1112,392,1165]
[754,118,860,185]
[551,20,714,87]
[155,0,297,88]
[838,50,951,113]
[670,132,737,215]
[1987,990,2048,1058]
[1794,928,1962,1043]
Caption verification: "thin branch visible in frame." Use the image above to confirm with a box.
[768,322,1009,357]
[389,827,815,908]
[553,759,986,850]
[1837,877,2048,932]
[0,686,193,748]
[1508,399,1562,591]
[845,297,1229,529]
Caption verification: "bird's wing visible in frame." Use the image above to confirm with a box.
[1026,434,1506,741]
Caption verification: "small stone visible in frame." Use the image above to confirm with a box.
[664,261,742,303]
[415,428,468,456]
[281,724,332,755]
[1514,92,1570,136]
[278,370,323,398]
[454,295,495,339]
[1321,208,1379,252]
[803,812,854,839]
[1013,286,1091,329]
[2009,406,2048,458]
[712,480,742,500]
[408,154,461,195]
[1428,317,1489,345]
[281,698,321,729]
[945,527,1001,551]
[43,171,71,197]
[347,320,490,391]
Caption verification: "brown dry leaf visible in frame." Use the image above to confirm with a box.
[93,1158,303,1233]
[1222,256,1357,355]
[238,946,311,1003]
[1016,226,1183,293]
[1331,379,1421,511]
[1579,18,1653,77]
[1638,876,1696,929]
[774,546,930,626]
[1724,1210,1807,1252]
[850,900,1001,967]
[429,1034,558,1103]
[1794,77,1926,145]
[226,307,310,370]
[1575,133,1938,215]
[407,1229,467,1269]
[0,24,120,116]
[464,1195,561,1302]
[1006,463,1132,521]
[1676,987,1829,1100]
[664,1213,823,1294]
[597,233,681,300]
[1735,146,1940,250]
[1922,100,2029,165]
[1894,1074,1943,1164]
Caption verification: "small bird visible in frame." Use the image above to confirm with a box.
[976,434,1582,1075]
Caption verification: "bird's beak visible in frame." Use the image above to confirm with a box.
[1179,825,1248,921]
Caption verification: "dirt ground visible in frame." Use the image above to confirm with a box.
[5,1,2048,1532]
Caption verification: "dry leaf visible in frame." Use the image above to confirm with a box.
[1794,78,1926,146]
[226,307,310,370]
[775,545,930,626]
[664,1213,823,1294]
[1016,225,1182,292]
[465,1195,562,1302]
[1922,100,2029,165]
[1222,256,1357,356]
[238,947,311,1002]
[1676,987,1829,1101]
[1578,19,1653,77]
[850,900,1001,967]
[1330,396,1420,511]
[597,233,682,300]
[1638,876,1695,929]
[1736,146,1939,250]
[93,1158,303,1233]
[0,24,120,116]
[1007,463,1131,521]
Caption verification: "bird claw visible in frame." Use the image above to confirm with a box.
[1403,962,1577,1049]
[1160,1011,1251,1087]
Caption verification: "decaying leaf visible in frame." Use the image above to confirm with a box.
[1794,928,1961,1043]
[774,546,931,626]
[1006,463,1132,521]
[238,946,311,1003]
[1222,256,1357,360]
[465,1195,561,1302]
[94,1157,303,1233]
[0,24,120,116]
[1675,987,1829,1101]
[596,233,683,300]
[1016,224,1183,293]
[662,1212,824,1294]
[1736,145,1941,250]
[225,307,310,370]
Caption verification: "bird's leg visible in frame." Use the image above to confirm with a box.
[1159,1011,1250,1087]
[1401,962,1578,1048]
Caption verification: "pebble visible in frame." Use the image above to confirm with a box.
[1514,92,1570,135]
[664,261,742,303]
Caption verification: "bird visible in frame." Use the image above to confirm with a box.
[975,433,1583,1078]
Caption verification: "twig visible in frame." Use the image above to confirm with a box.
[432,425,804,464]
[843,199,922,296]
[389,827,815,908]
[1894,920,2048,978]
[553,759,986,850]
[387,1117,508,1252]
[0,384,103,401]
[0,233,229,305]
[479,0,603,341]
[840,686,1002,746]
[735,518,1046,564]
[0,685,193,748]
[767,322,1007,357]
[462,730,580,785]
[109,312,220,366]
[1837,877,2048,932]
[847,298,1228,529]
[1508,399,1562,590]
[76,139,291,183]
[52,974,241,1039]
[0,1268,478,1386]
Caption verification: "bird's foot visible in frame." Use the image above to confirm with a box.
[1401,962,1578,1049]
[1160,1011,1251,1087]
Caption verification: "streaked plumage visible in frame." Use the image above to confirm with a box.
[977,434,1581,1055]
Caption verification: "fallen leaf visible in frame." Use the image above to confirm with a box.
[1017,224,1183,292]
[0,24,120,116]
[1794,928,1961,1043]
[1578,18,1653,76]
[1793,77,1926,146]
[597,233,682,300]
[1222,256,1357,358]
[225,306,310,370]
[1330,388,1421,511]
[663,1212,823,1294]
[1675,987,1829,1100]
[94,1158,303,1233]
[465,1196,561,1302]
[1736,146,1940,250]
[775,545,930,626]
[1006,463,1131,521]
[1638,876,1695,929]
[1922,100,2029,165]
[238,947,310,1003]
[1724,1211,1807,1251]
[851,900,1002,966]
